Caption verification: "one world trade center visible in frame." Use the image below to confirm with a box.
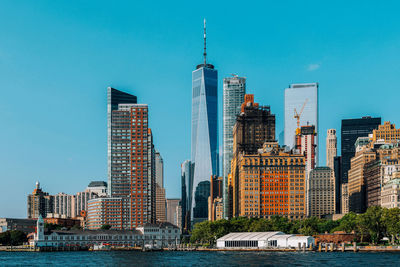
[191,19,218,224]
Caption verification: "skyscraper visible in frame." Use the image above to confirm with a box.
[155,151,164,187]
[222,75,246,218]
[109,101,155,227]
[191,20,218,223]
[341,116,381,184]
[181,160,193,232]
[284,83,318,162]
[326,129,337,169]
[107,87,137,196]
[155,151,166,222]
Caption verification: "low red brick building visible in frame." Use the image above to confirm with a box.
[314,231,358,244]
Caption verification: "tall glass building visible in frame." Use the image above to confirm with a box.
[341,116,381,184]
[222,75,246,218]
[284,83,318,163]
[191,20,218,223]
[181,160,193,232]
[107,87,137,196]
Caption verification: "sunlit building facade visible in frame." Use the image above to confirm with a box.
[222,75,246,218]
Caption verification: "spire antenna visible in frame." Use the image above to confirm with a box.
[203,18,207,65]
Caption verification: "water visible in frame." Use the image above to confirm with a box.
[1,251,399,266]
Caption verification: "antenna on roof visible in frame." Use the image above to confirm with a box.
[203,18,207,65]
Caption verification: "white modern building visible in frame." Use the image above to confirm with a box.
[31,216,180,249]
[222,75,246,218]
[216,232,314,249]
[284,83,318,163]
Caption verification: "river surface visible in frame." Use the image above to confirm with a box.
[1,251,400,266]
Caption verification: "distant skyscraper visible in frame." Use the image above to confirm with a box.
[181,160,193,232]
[27,182,53,219]
[284,83,318,163]
[155,151,166,222]
[341,116,381,184]
[191,20,218,223]
[107,87,137,196]
[326,129,337,169]
[155,151,164,187]
[166,199,180,226]
[222,75,246,218]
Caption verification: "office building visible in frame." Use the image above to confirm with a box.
[209,175,223,221]
[308,167,335,218]
[191,20,218,223]
[372,121,400,143]
[326,129,337,169]
[155,151,166,222]
[155,184,166,222]
[381,178,400,208]
[295,125,317,174]
[222,75,246,218]
[348,146,376,213]
[341,116,381,184]
[27,182,53,219]
[86,181,107,197]
[166,199,180,226]
[230,94,276,217]
[107,87,137,196]
[284,83,318,162]
[53,193,75,218]
[341,183,349,214]
[333,156,342,213]
[181,160,193,232]
[231,141,306,219]
[155,151,164,187]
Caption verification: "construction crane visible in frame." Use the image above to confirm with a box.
[294,98,308,129]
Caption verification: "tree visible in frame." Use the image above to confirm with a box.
[0,230,27,246]
[356,213,369,243]
[100,224,112,230]
[336,212,357,233]
[382,208,400,244]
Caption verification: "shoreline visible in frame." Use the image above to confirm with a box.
[2,246,400,253]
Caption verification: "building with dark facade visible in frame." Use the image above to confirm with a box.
[229,94,276,217]
[341,116,381,184]
[333,156,342,213]
[209,175,223,221]
[181,160,193,232]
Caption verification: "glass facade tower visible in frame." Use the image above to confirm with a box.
[284,83,318,163]
[222,75,246,218]
[191,63,218,223]
[340,116,381,183]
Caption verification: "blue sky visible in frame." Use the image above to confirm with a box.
[1,1,400,218]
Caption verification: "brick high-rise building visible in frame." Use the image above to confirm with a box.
[86,88,156,230]
[230,94,276,217]
[326,129,337,170]
[231,141,306,219]
[27,182,53,219]
[372,121,400,143]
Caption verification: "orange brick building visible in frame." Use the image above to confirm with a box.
[231,141,306,219]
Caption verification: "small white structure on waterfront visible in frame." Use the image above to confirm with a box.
[216,232,315,249]
[30,216,181,249]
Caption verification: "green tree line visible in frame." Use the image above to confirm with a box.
[0,230,27,246]
[190,206,400,246]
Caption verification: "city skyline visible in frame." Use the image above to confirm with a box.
[2,1,400,218]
